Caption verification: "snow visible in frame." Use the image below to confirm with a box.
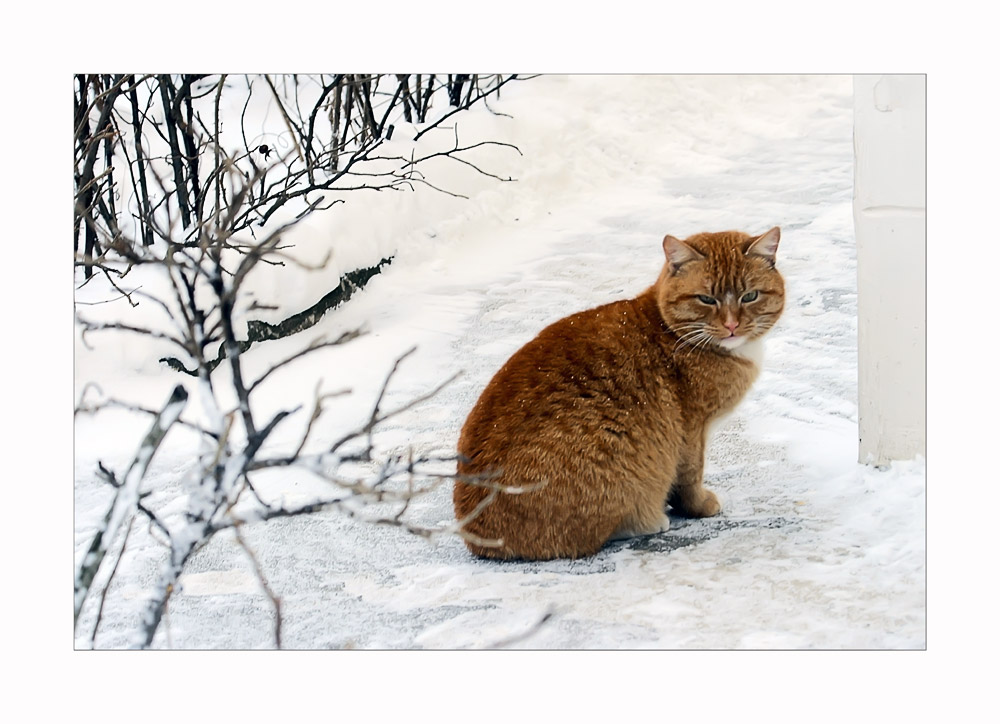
[73,75,925,650]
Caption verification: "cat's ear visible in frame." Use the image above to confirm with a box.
[663,235,704,273]
[745,227,780,265]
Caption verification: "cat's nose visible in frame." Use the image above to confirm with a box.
[724,318,739,333]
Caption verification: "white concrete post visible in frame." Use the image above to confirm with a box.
[854,74,926,465]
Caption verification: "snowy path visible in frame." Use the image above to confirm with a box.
[74,76,924,649]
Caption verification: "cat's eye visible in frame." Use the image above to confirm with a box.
[696,295,717,305]
[741,291,759,303]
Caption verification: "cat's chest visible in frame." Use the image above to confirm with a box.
[675,338,764,421]
[706,342,764,429]
[730,337,765,374]
[718,338,765,402]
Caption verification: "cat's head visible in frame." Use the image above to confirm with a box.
[654,227,785,352]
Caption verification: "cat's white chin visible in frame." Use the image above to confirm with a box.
[716,336,747,350]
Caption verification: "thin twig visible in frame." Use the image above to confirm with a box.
[485,609,556,649]
[247,330,362,394]
[232,526,283,649]
[88,515,137,648]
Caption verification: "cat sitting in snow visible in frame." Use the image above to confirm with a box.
[453,227,784,560]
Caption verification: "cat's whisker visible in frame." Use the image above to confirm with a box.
[677,330,714,359]
[675,325,721,356]
[673,329,707,354]
[694,334,717,357]
[674,329,703,343]
[690,339,713,357]
[673,326,706,342]
[669,324,705,337]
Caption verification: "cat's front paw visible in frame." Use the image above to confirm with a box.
[673,487,721,518]
[696,489,721,517]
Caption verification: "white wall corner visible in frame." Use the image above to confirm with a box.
[853,74,926,466]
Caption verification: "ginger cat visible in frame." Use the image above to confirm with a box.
[453,227,784,560]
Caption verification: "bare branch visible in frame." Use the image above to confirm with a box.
[74,73,536,648]
[248,330,362,394]
[485,609,556,649]
[75,393,219,441]
[232,526,283,649]
[263,74,306,164]
[364,346,416,455]
[413,74,520,141]
[87,514,137,648]
[76,316,191,355]
[75,385,188,625]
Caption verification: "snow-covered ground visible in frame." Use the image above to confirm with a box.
[73,75,925,649]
